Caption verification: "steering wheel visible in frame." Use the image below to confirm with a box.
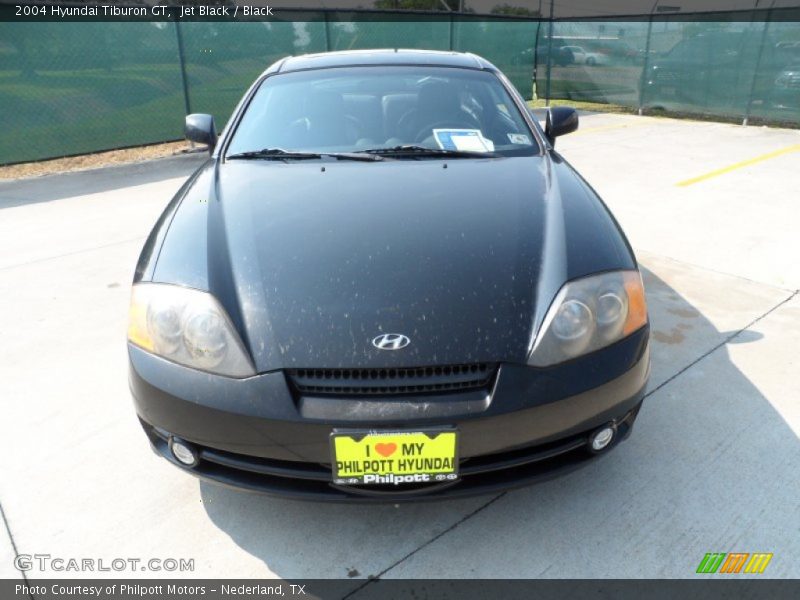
[288,115,363,144]
[414,119,480,143]
[485,111,519,142]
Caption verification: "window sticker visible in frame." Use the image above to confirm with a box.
[433,129,495,152]
[507,133,531,145]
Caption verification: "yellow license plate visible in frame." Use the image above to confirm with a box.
[330,429,459,486]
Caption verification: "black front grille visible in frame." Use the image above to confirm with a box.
[287,363,496,397]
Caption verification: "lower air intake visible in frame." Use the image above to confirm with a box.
[287,363,496,396]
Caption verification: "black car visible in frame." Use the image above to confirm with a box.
[769,64,800,112]
[128,49,650,502]
[645,31,794,113]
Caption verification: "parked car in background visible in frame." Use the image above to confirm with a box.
[770,63,800,111]
[645,31,797,112]
[775,40,800,57]
[561,45,609,66]
[532,43,576,66]
[590,39,642,64]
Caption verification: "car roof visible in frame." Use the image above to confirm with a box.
[268,49,496,75]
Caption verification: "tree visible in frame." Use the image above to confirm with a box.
[374,0,461,11]
[490,4,541,17]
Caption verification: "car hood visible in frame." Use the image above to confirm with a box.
[151,156,632,371]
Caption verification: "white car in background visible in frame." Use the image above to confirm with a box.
[562,45,609,66]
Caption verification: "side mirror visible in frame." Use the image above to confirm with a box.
[185,113,217,154]
[545,106,579,146]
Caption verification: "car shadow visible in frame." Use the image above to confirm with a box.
[199,263,798,581]
[0,153,206,209]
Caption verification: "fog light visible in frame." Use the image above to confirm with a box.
[169,437,198,467]
[589,424,616,453]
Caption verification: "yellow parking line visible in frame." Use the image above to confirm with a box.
[572,122,652,136]
[677,144,800,187]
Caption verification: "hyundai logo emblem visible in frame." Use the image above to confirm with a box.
[372,333,411,350]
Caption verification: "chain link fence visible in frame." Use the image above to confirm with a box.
[536,10,800,125]
[2,11,798,165]
[0,16,539,165]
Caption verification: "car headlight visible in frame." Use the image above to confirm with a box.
[127,283,255,378]
[528,270,647,367]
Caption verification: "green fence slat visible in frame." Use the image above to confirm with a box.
[0,22,186,164]
[1,12,798,166]
[452,19,540,99]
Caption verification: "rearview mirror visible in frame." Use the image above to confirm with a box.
[185,113,217,154]
[545,107,579,146]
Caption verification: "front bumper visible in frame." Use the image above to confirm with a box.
[130,327,650,502]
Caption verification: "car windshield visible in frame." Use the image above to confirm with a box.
[226,66,539,158]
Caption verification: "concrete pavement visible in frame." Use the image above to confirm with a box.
[381,262,799,579]
[0,505,18,579]
[558,113,800,290]
[0,113,797,583]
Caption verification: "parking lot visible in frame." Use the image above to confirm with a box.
[1,112,798,585]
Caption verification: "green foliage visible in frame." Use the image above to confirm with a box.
[373,0,461,11]
[490,4,541,17]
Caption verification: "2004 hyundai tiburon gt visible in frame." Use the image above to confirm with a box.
[128,49,650,501]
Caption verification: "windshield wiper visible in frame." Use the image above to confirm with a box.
[359,145,497,159]
[323,152,384,162]
[226,148,322,161]
[227,148,383,162]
